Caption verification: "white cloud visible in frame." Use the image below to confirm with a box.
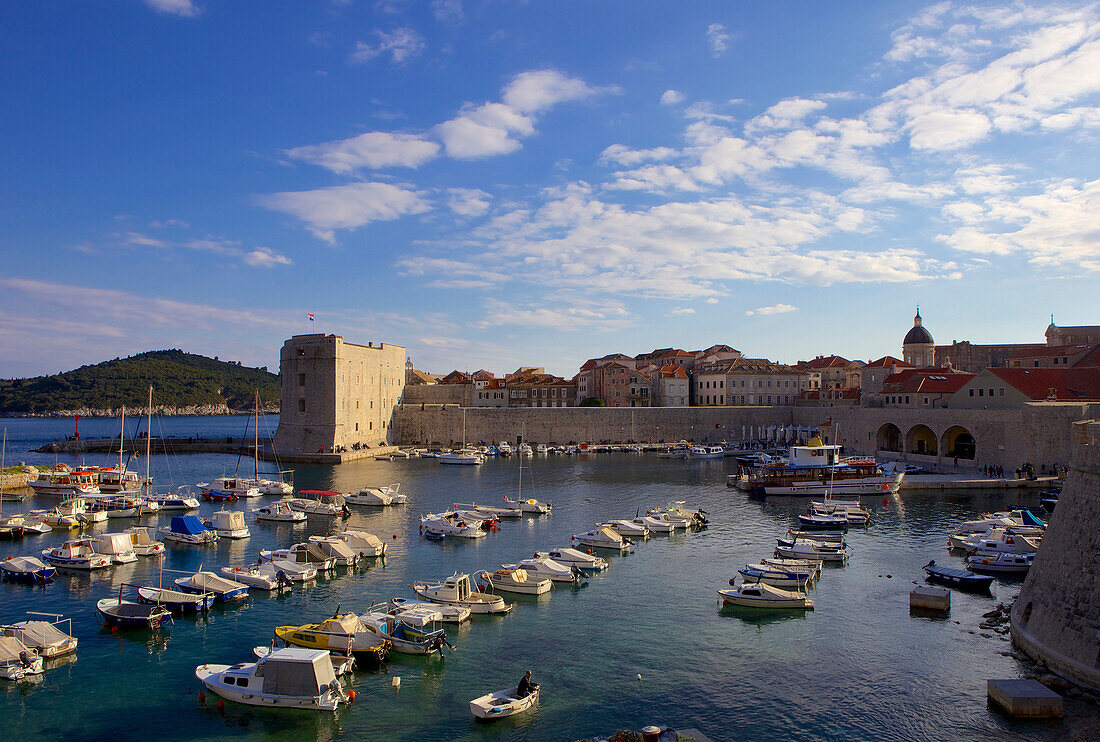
[123,232,167,248]
[432,0,463,23]
[906,108,992,150]
[144,0,199,17]
[446,188,492,217]
[707,23,730,58]
[669,307,695,316]
[243,247,292,267]
[745,303,798,317]
[259,182,431,241]
[285,132,440,173]
[502,70,606,113]
[350,28,425,65]
[607,165,701,193]
[747,98,828,132]
[660,89,685,106]
[599,144,678,167]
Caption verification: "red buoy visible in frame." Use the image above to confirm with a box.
[348,690,356,703]
[198,691,206,703]
[216,699,225,710]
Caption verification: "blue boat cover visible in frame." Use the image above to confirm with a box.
[170,515,208,535]
[1021,510,1046,527]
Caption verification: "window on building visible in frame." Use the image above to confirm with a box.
[298,399,305,413]
[979,389,984,397]
[969,389,975,397]
[999,387,1005,396]
[767,395,772,403]
[923,397,929,405]
[988,388,994,397]
[355,423,359,432]
[905,396,910,404]
[298,373,305,386]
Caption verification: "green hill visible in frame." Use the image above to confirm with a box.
[0,350,279,414]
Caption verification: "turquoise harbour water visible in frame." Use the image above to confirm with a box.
[0,416,1060,741]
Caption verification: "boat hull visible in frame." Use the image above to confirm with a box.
[195,665,342,711]
[471,688,538,720]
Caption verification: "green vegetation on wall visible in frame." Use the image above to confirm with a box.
[0,350,279,413]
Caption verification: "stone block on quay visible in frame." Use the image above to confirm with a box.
[910,585,950,613]
[987,678,1063,718]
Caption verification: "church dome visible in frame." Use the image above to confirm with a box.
[904,325,933,345]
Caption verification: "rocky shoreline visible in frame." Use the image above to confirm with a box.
[2,404,279,418]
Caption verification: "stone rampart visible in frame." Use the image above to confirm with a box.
[1010,419,1100,691]
[401,385,467,406]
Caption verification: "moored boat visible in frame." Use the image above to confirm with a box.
[477,567,552,595]
[274,613,390,667]
[330,530,387,558]
[91,533,139,564]
[136,586,213,613]
[345,483,405,506]
[174,571,249,602]
[411,572,512,614]
[0,636,43,680]
[125,526,166,557]
[540,548,608,572]
[159,515,218,545]
[41,539,112,570]
[965,552,1035,574]
[359,605,448,655]
[922,560,995,592]
[504,555,581,584]
[195,648,351,711]
[0,556,56,583]
[470,685,539,720]
[97,591,173,629]
[1,614,77,658]
[718,582,814,610]
[203,510,251,539]
[253,499,307,523]
[572,526,631,552]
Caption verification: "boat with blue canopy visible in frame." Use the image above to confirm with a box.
[159,515,217,545]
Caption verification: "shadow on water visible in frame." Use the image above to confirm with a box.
[716,603,813,627]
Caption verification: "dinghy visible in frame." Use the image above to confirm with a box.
[97,592,173,629]
[922,560,995,592]
[470,685,539,720]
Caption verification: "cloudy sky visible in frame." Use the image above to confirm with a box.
[2,1,1097,378]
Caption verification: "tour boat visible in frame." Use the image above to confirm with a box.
[329,530,387,558]
[174,571,249,602]
[1,615,77,658]
[503,555,581,583]
[421,512,486,539]
[41,539,112,570]
[387,598,471,623]
[147,488,200,511]
[253,499,307,523]
[91,533,139,564]
[197,477,261,500]
[125,526,166,556]
[598,520,650,539]
[922,560,995,592]
[219,564,286,590]
[965,552,1035,574]
[195,648,351,711]
[470,685,539,720]
[203,510,251,539]
[345,483,405,506]
[0,636,43,680]
[0,556,56,583]
[305,536,361,567]
[572,526,631,552]
[26,469,99,497]
[411,572,512,614]
[274,613,390,668]
[502,496,552,514]
[477,567,552,595]
[687,445,725,459]
[97,593,173,629]
[359,605,448,655]
[737,566,812,590]
[159,515,218,545]
[718,582,815,610]
[260,543,336,572]
[91,466,143,494]
[732,443,902,497]
[540,548,608,572]
[287,491,349,517]
[136,586,213,613]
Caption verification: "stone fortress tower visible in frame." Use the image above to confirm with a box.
[902,306,934,368]
[1010,418,1100,691]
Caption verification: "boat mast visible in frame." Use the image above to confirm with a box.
[119,405,125,472]
[254,389,260,481]
[145,386,152,496]
[1,428,7,518]
[517,422,524,500]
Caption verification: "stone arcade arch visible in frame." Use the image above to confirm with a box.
[876,423,902,452]
[906,424,938,456]
[941,425,976,460]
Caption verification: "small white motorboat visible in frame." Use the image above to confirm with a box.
[599,520,650,539]
[774,539,849,563]
[539,548,608,572]
[502,496,552,514]
[331,530,387,558]
[504,555,581,584]
[959,528,1042,556]
[359,606,448,655]
[125,526,166,557]
[477,568,552,595]
[761,557,823,580]
[412,572,512,614]
[718,582,814,610]
[91,533,139,564]
[175,571,249,602]
[252,643,354,676]
[219,564,287,590]
[388,598,471,623]
[195,648,350,711]
[253,499,307,523]
[1,614,78,659]
[632,515,677,533]
[421,512,485,539]
[259,559,318,582]
[966,551,1035,574]
[17,512,52,535]
[345,483,405,506]
[203,511,251,539]
[286,491,349,517]
[470,685,539,720]
[41,539,112,570]
[159,515,218,545]
[260,543,336,571]
[147,488,201,511]
[197,476,261,500]
[306,536,361,566]
[0,636,44,680]
[457,502,523,519]
[572,526,631,552]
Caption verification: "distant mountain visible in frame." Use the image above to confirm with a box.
[0,350,279,414]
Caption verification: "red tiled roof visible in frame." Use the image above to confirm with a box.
[866,356,912,368]
[804,355,850,369]
[579,359,597,371]
[987,368,1100,400]
[1007,344,1089,360]
[1073,345,1100,368]
[657,364,688,378]
[883,368,973,394]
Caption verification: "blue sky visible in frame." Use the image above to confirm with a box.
[2,1,1097,379]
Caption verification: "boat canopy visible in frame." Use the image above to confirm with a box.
[1021,510,1046,527]
[0,636,33,662]
[4,621,71,648]
[170,516,208,535]
[3,556,46,573]
[261,649,336,696]
[322,614,362,635]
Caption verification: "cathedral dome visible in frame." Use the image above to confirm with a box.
[904,325,933,345]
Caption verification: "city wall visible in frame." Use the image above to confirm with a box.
[393,402,1100,470]
[1011,419,1100,690]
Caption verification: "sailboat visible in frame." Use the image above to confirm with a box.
[439,408,484,465]
[503,425,551,514]
[242,391,294,494]
[0,429,26,540]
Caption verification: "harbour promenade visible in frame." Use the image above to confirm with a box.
[31,436,400,464]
